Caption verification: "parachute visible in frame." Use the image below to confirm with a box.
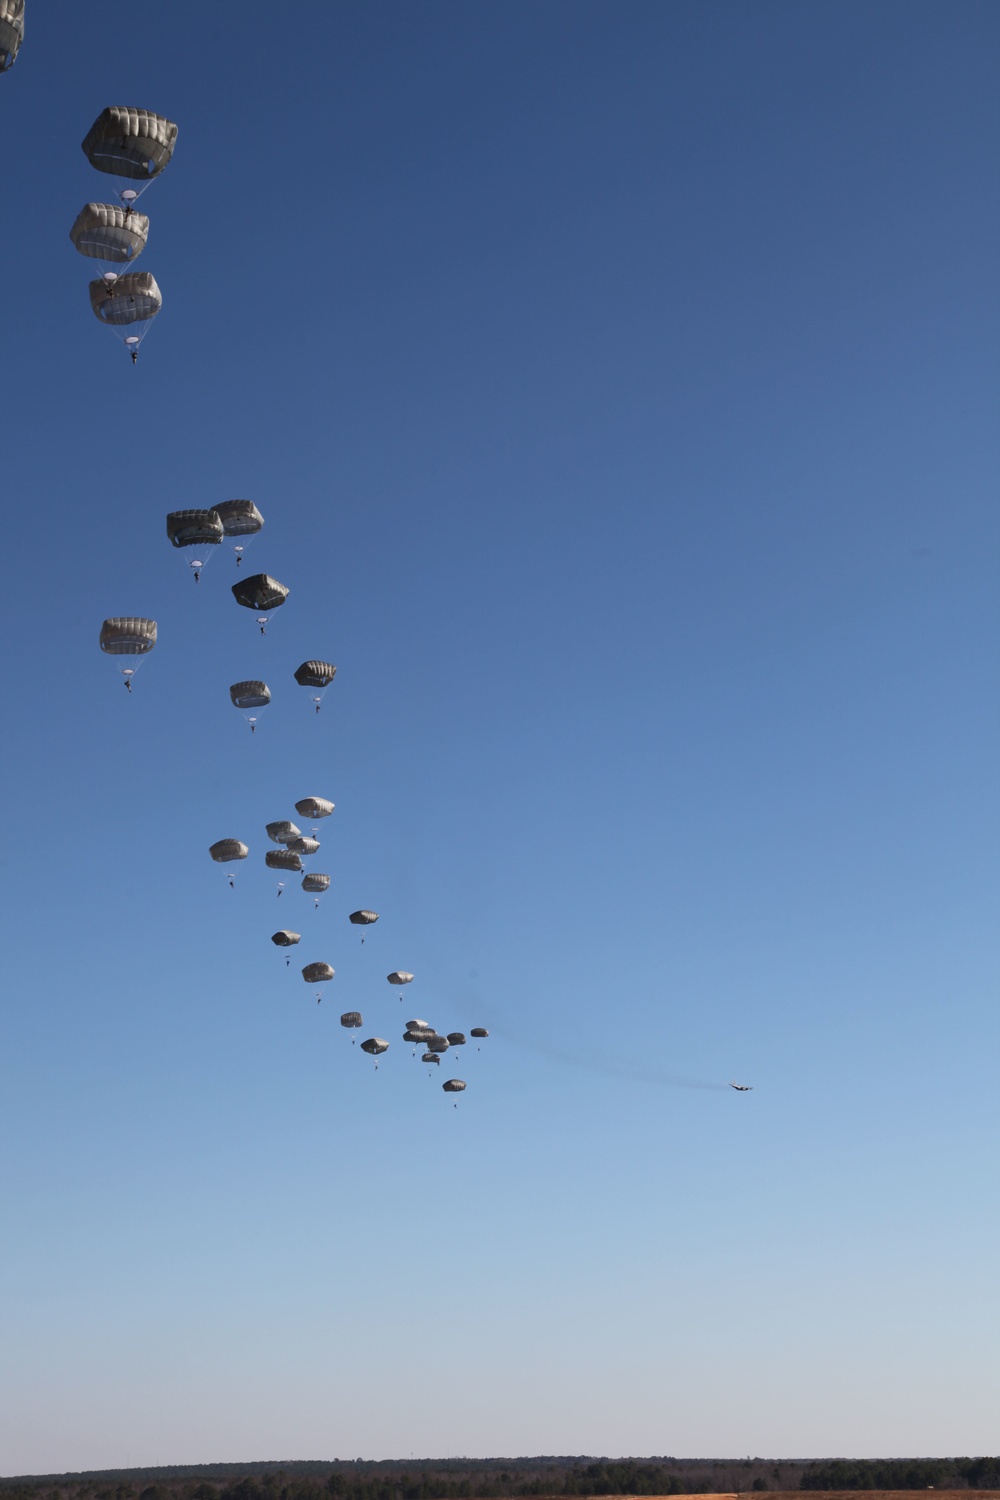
[271,931,300,947]
[387,971,413,986]
[405,1019,430,1032]
[294,660,337,713]
[99,616,156,690]
[232,574,289,633]
[422,1052,441,1065]
[266,848,303,872]
[209,837,248,886]
[81,107,178,204]
[360,1037,388,1057]
[349,910,378,926]
[442,1079,466,1094]
[302,962,334,984]
[209,839,248,863]
[287,836,319,856]
[214,499,264,568]
[295,796,334,824]
[470,1028,489,1038]
[266,821,301,845]
[302,872,330,893]
[165,509,223,580]
[446,1033,466,1047]
[426,1036,449,1053]
[302,960,334,1003]
[0,0,24,72]
[340,1011,363,1029]
[229,679,270,732]
[89,271,161,361]
[70,203,149,272]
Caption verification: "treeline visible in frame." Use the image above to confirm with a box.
[800,1459,1000,1491]
[4,1457,1000,1500]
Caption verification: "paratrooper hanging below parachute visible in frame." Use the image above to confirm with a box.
[271,930,300,965]
[229,679,270,733]
[166,510,223,580]
[349,909,378,943]
[99,616,156,691]
[89,271,161,363]
[302,961,334,1002]
[294,660,336,713]
[232,574,289,633]
[302,872,330,908]
[209,838,248,888]
[214,499,264,568]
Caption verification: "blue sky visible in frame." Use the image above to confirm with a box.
[1,0,998,1474]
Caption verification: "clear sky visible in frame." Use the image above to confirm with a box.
[1,0,998,1476]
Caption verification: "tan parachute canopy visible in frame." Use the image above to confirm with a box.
[360,1038,389,1056]
[422,1052,441,1065]
[447,1033,466,1046]
[294,796,334,820]
[89,271,161,327]
[287,836,319,856]
[229,680,270,709]
[166,510,223,548]
[302,872,330,893]
[340,1012,363,1029]
[302,963,334,984]
[99,617,156,656]
[82,106,178,181]
[294,661,337,688]
[70,204,149,263]
[266,821,301,845]
[349,910,379,926]
[209,839,248,863]
[266,849,303,872]
[443,1079,466,1093]
[232,574,289,612]
[426,1036,449,1053]
[215,499,264,536]
[387,971,414,986]
[271,931,300,947]
[0,0,24,72]
[470,1028,489,1039]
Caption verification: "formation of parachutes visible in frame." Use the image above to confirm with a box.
[70,105,177,363]
[100,487,489,1102]
[78,95,489,1100]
